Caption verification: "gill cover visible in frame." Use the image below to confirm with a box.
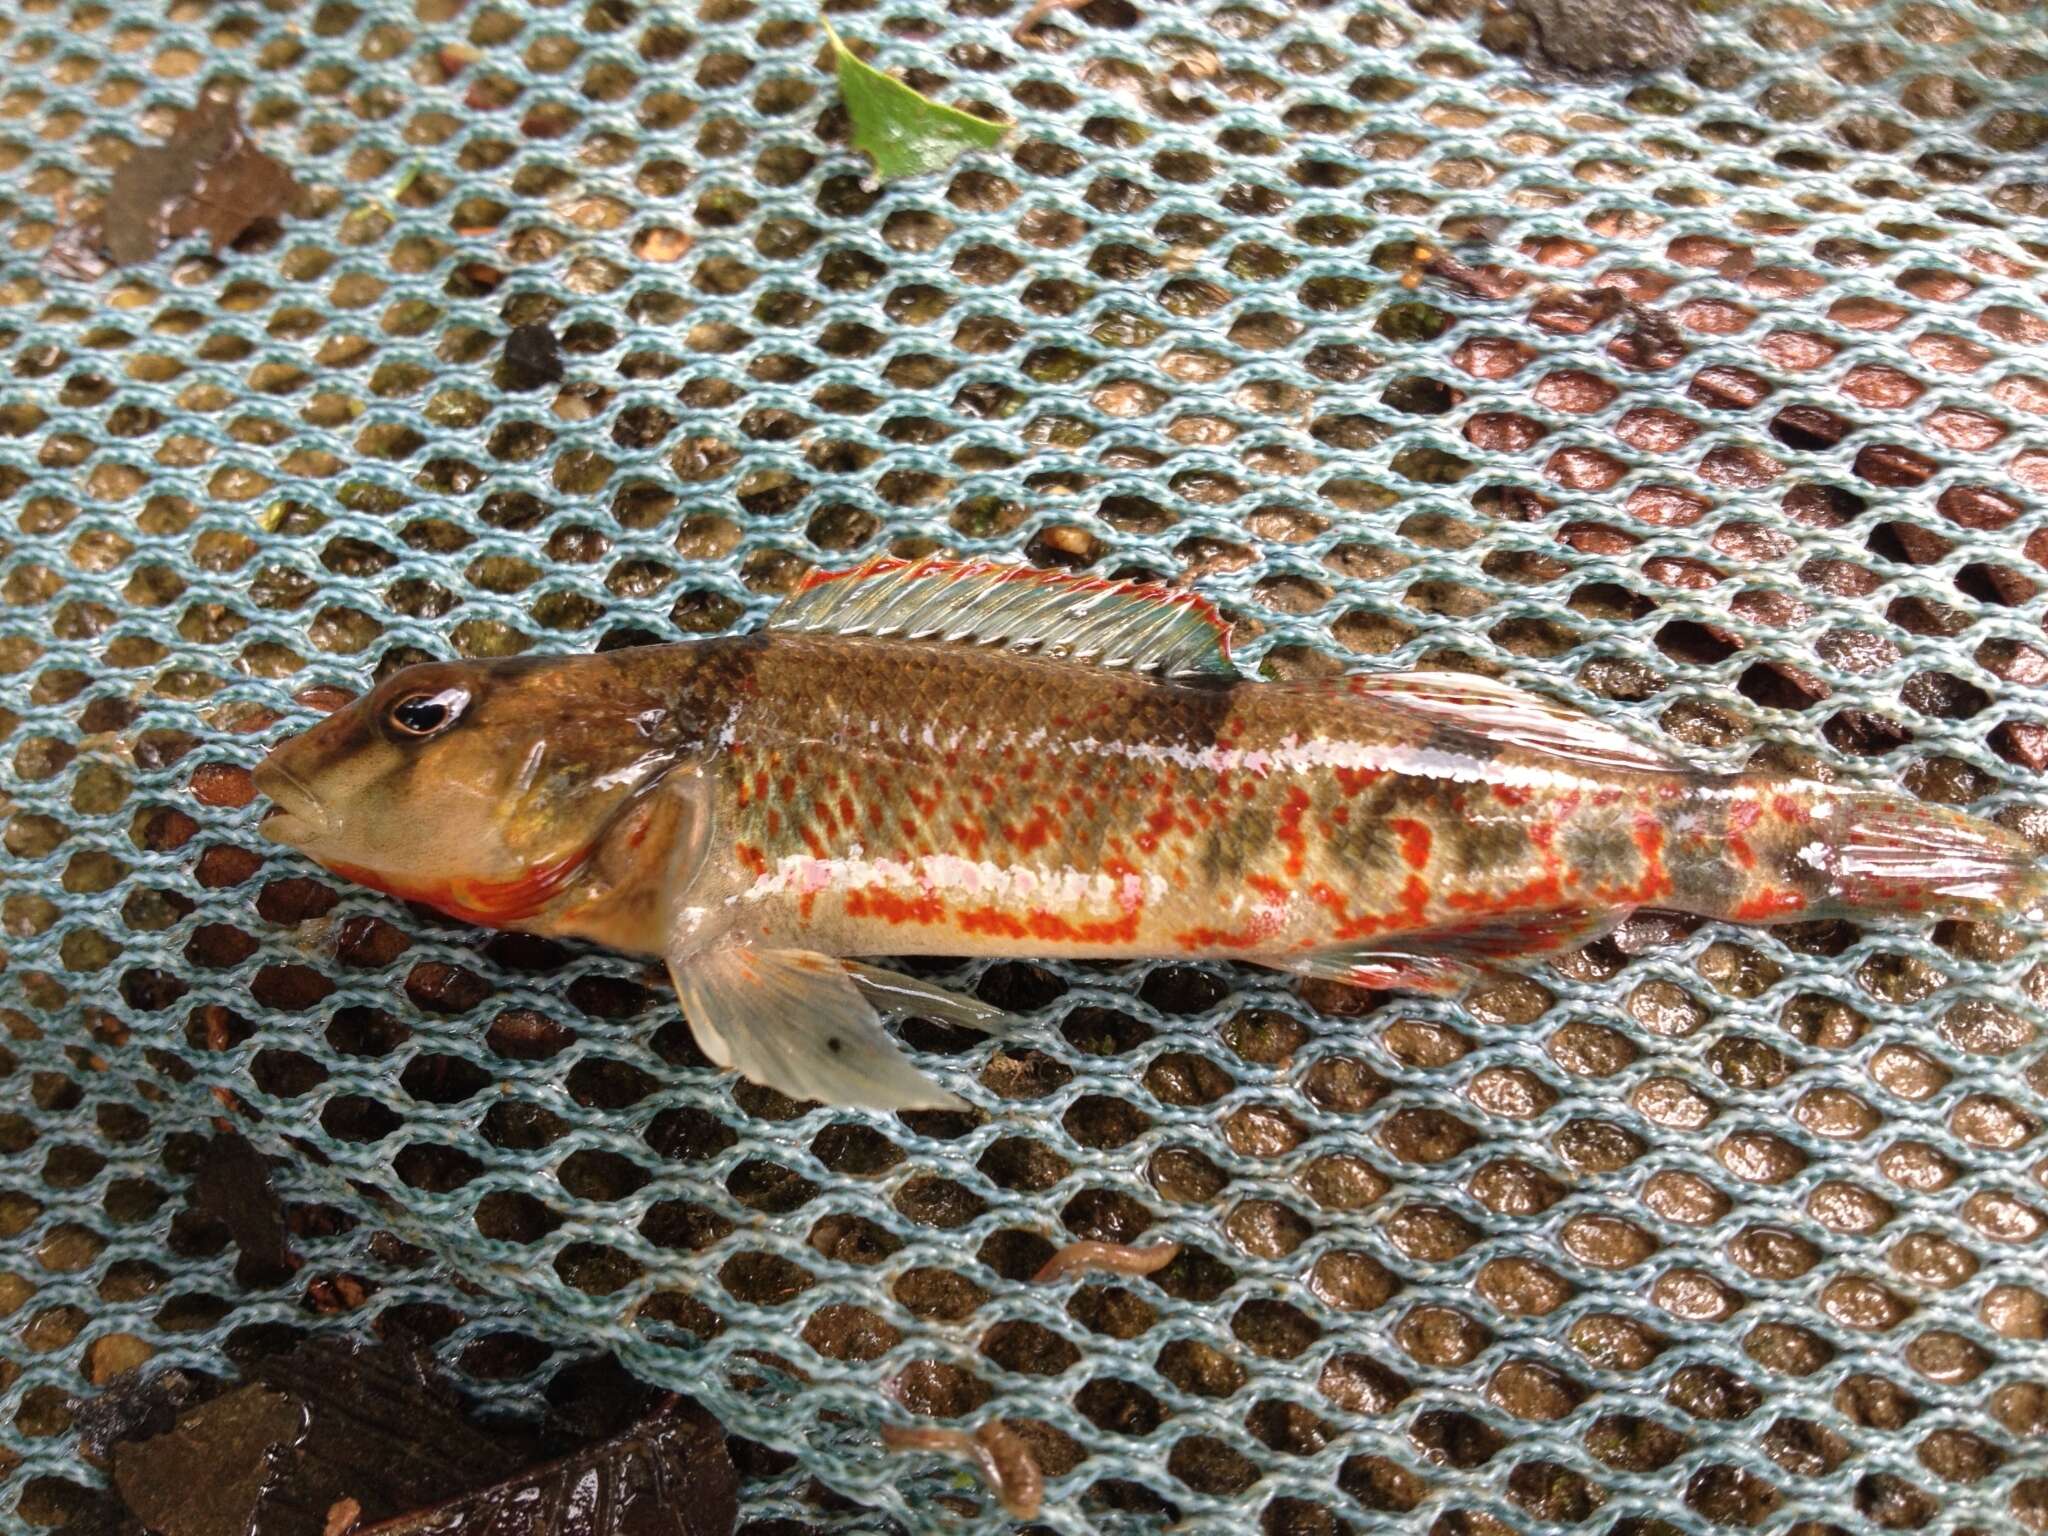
[256,655,686,928]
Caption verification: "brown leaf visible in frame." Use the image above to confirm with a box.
[101,94,297,267]
[190,1129,297,1279]
[110,1341,521,1536]
[354,1396,738,1536]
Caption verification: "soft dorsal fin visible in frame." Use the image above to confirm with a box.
[1343,670,1680,773]
[771,556,1235,675]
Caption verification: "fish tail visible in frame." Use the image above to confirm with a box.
[1825,793,2037,920]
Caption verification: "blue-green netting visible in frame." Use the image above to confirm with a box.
[3,0,2047,1530]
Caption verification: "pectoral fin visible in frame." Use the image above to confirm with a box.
[668,945,968,1111]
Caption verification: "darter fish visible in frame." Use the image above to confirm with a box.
[254,557,2043,1109]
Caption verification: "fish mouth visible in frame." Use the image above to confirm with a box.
[252,753,330,845]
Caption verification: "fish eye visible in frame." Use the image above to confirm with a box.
[385,687,468,740]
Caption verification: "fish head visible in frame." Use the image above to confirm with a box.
[254,653,693,925]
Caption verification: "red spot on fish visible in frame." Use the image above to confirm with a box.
[1772,794,1807,822]
[845,886,945,927]
[1175,919,1276,951]
[1028,908,1141,945]
[1399,874,1429,926]
[1248,874,1289,905]
[1626,815,1674,902]
[736,843,768,878]
[1335,766,1384,798]
[1730,887,1805,920]
[1390,818,1432,871]
[952,819,986,857]
[1007,808,1055,854]
[776,774,796,802]
[1276,787,1312,878]
[1729,799,1762,833]
[959,905,1028,940]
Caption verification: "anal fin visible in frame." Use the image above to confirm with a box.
[669,945,968,1111]
[1265,906,1624,997]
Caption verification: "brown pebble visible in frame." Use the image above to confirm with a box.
[1716,1130,1804,1184]
[1794,1086,1879,1140]
[1651,1268,1742,1323]
[1560,1215,1656,1269]
[1630,1075,1715,1130]
[1821,1275,1913,1331]
[1640,1170,1729,1226]
[1994,1381,2048,1437]
[1869,1043,1950,1100]
[1567,1313,1663,1371]
[190,763,257,808]
[1466,1157,1563,1216]
[1878,1140,1958,1192]
[1308,1251,1398,1312]
[1465,1066,1555,1119]
[1292,1152,1387,1213]
[1315,1353,1410,1416]
[1224,1104,1305,1158]
[82,1332,154,1385]
[1552,1118,1645,1173]
[1487,1359,1582,1422]
[1546,1019,1637,1075]
[1384,1203,1478,1262]
[1904,1328,1990,1385]
[1724,1225,1819,1282]
[1377,1107,1479,1165]
[1807,1180,1892,1235]
[1743,1322,1832,1379]
[1475,1256,1572,1316]
[1888,1230,1978,1290]
[295,686,357,715]
[1950,1094,2039,1150]
[1396,1304,1489,1367]
[1982,1284,2048,1339]
[1378,1019,1469,1068]
[1964,1189,2046,1243]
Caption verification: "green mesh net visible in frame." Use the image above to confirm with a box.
[3,0,2048,1530]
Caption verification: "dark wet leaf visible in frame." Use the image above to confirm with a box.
[72,1365,216,1461]
[191,1129,296,1279]
[356,1396,738,1536]
[98,93,298,267]
[829,26,1006,181]
[111,1340,520,1536]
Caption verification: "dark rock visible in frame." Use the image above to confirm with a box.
[1516,0,1697,77]
[500,325,566,391]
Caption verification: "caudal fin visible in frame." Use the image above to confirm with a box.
[1832,796,2036,918]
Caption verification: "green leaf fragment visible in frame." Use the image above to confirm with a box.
[829,24,1006,181]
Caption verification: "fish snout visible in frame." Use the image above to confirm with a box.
[252,741,331,845]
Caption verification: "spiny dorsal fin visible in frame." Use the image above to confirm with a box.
[1342,670,1680,773]
[770,556,1235,675]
